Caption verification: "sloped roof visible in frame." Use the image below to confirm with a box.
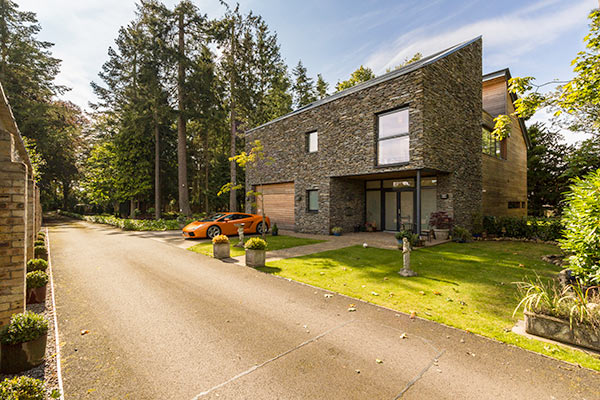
[247,36,483,134]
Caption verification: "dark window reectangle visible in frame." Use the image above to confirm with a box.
[307,189,319,212]
[377,108,410,165]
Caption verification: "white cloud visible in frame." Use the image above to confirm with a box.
[364,0,592,74]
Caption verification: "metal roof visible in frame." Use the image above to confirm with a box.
[246,36,483,134]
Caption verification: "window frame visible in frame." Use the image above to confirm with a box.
[307,189,319,212]
[482,126,507,160]
[306,130,318,153]
[376,107,410,166]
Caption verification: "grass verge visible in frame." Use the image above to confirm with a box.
[188,235,326,258]
[263,241,600,370]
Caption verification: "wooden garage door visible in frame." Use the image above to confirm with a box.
[257,182,295,230]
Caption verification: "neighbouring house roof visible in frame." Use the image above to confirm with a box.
[246,36,483,134]
[483,68,531,149]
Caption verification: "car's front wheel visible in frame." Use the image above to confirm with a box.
[256,222,268,235]
[206,225,221,239]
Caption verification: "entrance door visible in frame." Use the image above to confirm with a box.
[384,191,414,231]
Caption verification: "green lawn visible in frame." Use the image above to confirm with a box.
[263,241,600,371]
[187,235,325,257]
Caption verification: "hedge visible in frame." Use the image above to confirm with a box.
[482,216,563,241]
[58,211,201,231]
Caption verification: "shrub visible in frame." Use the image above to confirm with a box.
[36,231,45,239]
[429,211,453,229]
[482,216,563,241]
[245,237,267,250]
[26,271,48,290]
[34,246,47,260]
[560,169,600,285]
[0,376,46,400]
[471,213,484,236]
[452,226,472,243]
[147,207,155,215]
[212,234,229,244]
[395,230,419,248]
[0,311,48,345]
[331,227,343,235]
[271,223,279,235]
[27,259,48,273]
[33,239,45,247]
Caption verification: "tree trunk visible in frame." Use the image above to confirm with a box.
[153,106,161,220]
[229,22,238,212]
[62,181,69,211]
[129,199,135,218]
[177,10,191,216]
[204,129,210,213]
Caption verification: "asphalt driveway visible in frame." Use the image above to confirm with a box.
[48,220,600,399]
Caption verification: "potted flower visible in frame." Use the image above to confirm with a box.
[26,271,48,304]
[212,235,230,259]
[245,237,267,267]
[331,227,343,236]
[27,258,48,273]
[0,311,48,373]
[429,211,453,240]
[365,222,376,232]
[34,245,47,261]
[271,223,279,236]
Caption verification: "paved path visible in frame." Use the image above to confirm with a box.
[49,220,600,399]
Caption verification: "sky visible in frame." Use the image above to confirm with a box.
[17,0,598,144]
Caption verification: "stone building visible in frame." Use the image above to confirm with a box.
[245,38,528,235]
[0,83,42,326]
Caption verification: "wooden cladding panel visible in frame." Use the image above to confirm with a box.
[483,77,507,117]
[256,182,295,230]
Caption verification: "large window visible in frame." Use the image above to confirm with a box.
[377,108,409,165]
[306,131,318,153]
[482,127,506,159]
[307,189,319,212]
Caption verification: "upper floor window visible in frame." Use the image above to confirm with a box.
[482,127,506,159]
[377,108,409,165]
[306,131,318,153]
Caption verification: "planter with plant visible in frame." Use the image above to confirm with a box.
[452,226,472,243]
[395,230,419,248]
[271,223,279,236]
[245,237,267,267]
[514,279,600,351]
[34,239,45,247]
[27,258,48,273]
[471,213,484,238]
[0,376,48,400]
[429,211,453,240]
[34,245,47,261]
[212,235,230,259]
[26,271,48,304]
[331,227,343,236]
[0,311,48,373]
[365,222,376,232]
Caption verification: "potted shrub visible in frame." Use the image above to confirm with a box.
[0,376,47,400]
[26,271,48,304]
[271,223,279,236]
[452,226,472,243]
[365,222,376,232]
[471,213,484,238]
[27,258,48,273]
[212,235,230,259]
[429,211,453,240]
[37,231,45,239]
[33,239,45,247]
[331,227,343,236]
[395,230,419,248]
[34,245,47,261]
[0,311,48,373]
[245,237,267,267]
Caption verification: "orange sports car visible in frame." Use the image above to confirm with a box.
[182,212,271,239]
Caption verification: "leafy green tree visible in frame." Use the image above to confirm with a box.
[81,140,119,213]
[563,136,600,182]
[292,60,316,108]
[335,65,375,92]
[316,73,328,99]
[526,123,570,216]
[385,52,423,72]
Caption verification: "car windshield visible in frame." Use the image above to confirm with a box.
[200,213,227,222]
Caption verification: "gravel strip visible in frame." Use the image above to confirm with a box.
[0,231,61,399]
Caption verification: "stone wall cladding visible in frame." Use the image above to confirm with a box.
[247,39,483,233]
[422,40,483,228]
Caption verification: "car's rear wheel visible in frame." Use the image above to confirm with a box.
[256,222,268,235]
[206,225,221,239]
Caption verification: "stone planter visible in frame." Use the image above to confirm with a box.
[213,243,230,259]
[0,335,47,373]
[524,311,600,351]
[26,285,47,304]
[433,229,449,240]
[246,249,266,267]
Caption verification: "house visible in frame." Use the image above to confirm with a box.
[245,37,528,235]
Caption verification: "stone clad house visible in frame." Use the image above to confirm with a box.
[245,37,529,235]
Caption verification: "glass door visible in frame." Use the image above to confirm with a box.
[400,191,414,231]
[384,192,397,231]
